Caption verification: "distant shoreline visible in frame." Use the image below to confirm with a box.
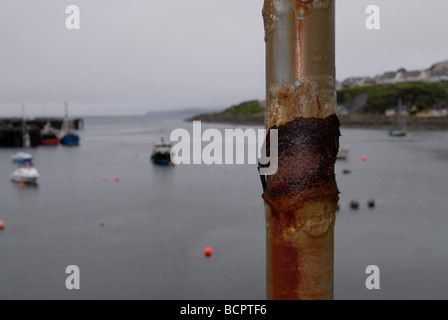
[187,114,448,131]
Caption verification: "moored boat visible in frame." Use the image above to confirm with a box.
[337,148,349,160]
[389,98,407,137]
[151,138,173,166]
[41,134,60,145]
[60,102,80,146]
[389,129,407,137]
[11,105,33,163]
[40,122,60,146]
[11,166,40,184]
[11,151,33,164]
[60,133,79,146]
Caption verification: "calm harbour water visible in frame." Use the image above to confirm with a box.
[0,115,447,300]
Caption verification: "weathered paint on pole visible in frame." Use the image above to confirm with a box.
[261,0,339,300]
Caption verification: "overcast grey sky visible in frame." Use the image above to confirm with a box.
[1,0,447,116]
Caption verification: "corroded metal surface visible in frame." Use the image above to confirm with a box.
[263,116,339,300]
[265,77,337,139]
[262,0,338,300]
[262,115,340,212]
[264,0,336,129]
[266,200,336,300]
[262,0,276,42]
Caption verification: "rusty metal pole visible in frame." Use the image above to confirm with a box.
[261,0,339,300]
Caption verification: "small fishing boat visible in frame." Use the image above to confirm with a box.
[42,133,60,145]
[389,98,407,137]
[389,129,407,137]
[60,133,79,146]
[11,105,33,163]
[60,102,80,146]
[11,166,40,184]
[337,148,349,160]
[151,138,173,166]
[41,123,60,146]
[11,151,33,164]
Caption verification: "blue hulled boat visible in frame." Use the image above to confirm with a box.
[60,133,80,146]
[60,102,80,146]
[11,151,33,164]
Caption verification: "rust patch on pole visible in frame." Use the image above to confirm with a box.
[261,0,339,300]
[262,116,339,300]
[262,115,340,212]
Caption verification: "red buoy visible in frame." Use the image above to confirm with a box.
[381,147,385,152]
[362,156,367,162]
[0,221,5,230]
[114,177,120,182]
[204,247,213,258]
[19,182,25,188]
[102,177,107,182]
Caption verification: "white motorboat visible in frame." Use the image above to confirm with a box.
[11,167,40,184]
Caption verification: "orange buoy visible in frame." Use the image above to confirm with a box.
[19,182,25,188]
[362,156,367,162]
[204,247,213,258]
[0,221,5,230]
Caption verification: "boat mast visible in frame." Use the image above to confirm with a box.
[65,101,70,131]
[398,98,405,130]
[21,104,27,148]
[62,100,72,134]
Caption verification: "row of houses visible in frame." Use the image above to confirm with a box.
[339,69,448,88]
[338,60,448,89]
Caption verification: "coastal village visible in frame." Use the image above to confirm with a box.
[189,60,448,131]
[337,60,448,118]
[338,60,448,88]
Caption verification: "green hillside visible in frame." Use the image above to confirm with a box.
[190,83,448,124]
[222,84,448,116]
[188,100,265,123]
[221,100,265,116]
[337,82,448,114]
